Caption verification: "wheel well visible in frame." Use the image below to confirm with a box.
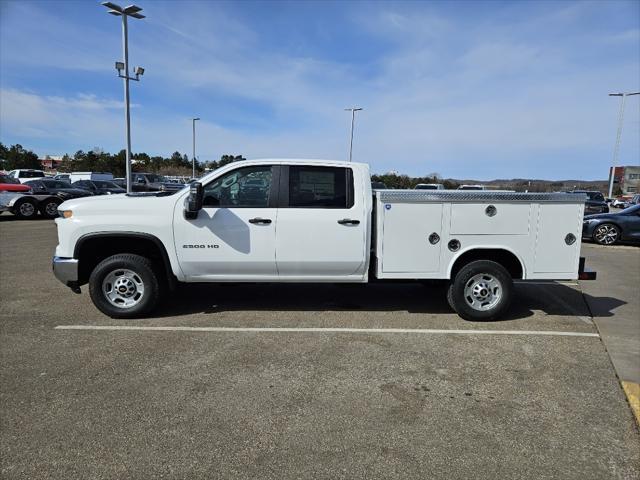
[450,248,523,279]
[75,234,174,286]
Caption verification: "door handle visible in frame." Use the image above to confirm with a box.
[248,217,272,224]
[337,219,360,225]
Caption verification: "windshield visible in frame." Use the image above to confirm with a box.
[94,181,122,189]
[0,175,20,184]
[42,180,72,189]
[622,204,640,214]
[587,192,604,201]
[20,171,45,178]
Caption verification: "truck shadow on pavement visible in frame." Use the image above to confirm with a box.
[153,281,626,322]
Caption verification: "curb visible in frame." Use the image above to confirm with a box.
[621,381,640,426]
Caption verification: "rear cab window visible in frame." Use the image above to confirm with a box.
[20,171,45,179]
[287,166,354,208]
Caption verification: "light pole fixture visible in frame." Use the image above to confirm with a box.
[192,118,200,179]
[345,107,363,162]
[607,92,640,198]
[101,2,145,194]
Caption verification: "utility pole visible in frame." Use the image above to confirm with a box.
[192,118,200,179]
[345,107,363,162]
[608,92,640,198]
[102,2,145,194]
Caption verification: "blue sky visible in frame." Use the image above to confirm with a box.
[1,0,638,180]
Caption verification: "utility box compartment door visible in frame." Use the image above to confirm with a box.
[450,203,530,235]
[534,203,582,274]
[381,203,443,273]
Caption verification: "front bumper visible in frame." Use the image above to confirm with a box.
[52,256,79,289]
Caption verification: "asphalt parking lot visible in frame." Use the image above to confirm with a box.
[1,217,639,479]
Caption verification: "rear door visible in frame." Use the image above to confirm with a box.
[275,165,367,278]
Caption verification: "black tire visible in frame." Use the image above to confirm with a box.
[39,198,62,219]
[447,260,513,321]
[12,198,38,219]
[592,223,620,246]
[89,254,161,319]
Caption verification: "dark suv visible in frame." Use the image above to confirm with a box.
[569,190,609,215]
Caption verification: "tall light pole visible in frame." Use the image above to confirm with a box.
[345,107,363,162]
[608,91,640,198]
[192,118,200,179]
[102,2,145,194]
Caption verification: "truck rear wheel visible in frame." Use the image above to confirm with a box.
[89,254,161,319]
[39,198,62,219]
[447,260,513,321]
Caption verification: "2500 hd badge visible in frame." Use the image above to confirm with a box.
[182,244,219,249]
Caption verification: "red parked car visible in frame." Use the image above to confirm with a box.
[0,174,31,192]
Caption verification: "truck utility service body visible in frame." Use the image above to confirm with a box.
[53,159,592,320]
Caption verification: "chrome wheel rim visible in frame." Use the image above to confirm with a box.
[594,225,618,245]
[464,273,502,311]
[19,202,35,216]
[45,202,58,216]
[102,269,145,309]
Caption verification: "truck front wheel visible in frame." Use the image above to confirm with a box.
[12,198,38,219]
[89,254,161,319]
[447,260,513,321]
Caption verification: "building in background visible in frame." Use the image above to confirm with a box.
[609,166,640,195]
[39,155,64,171]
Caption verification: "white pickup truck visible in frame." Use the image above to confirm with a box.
[53,159,594,320]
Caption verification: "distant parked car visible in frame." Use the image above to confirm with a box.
[611,197,630,208]
[53,174,71,182]
[0,174,31,192]
[131,173,185,192]
[458,184,486,190]
[622,194,640,209]
[7,169,46,183]
[23,179,94,200]
[583,204,640,245]
[569,190,609,215]
[112,178,127,189]
[72,180,126,195]
[371,181,387,190]
[415,183,444,190]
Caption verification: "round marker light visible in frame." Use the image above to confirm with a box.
[60,210,73,219]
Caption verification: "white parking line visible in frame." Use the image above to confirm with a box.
[54,325,599,337]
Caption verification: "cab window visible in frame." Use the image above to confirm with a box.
[288,166,353,208]
[203,166,272,208]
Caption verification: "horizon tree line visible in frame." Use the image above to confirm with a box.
[0,142,610,192]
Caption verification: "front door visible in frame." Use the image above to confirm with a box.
[275,165,367,278]
[174,165,278,280]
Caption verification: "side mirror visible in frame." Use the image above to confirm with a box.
[184,182,204,219]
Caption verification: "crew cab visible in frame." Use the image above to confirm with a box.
[53,159,594,320]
